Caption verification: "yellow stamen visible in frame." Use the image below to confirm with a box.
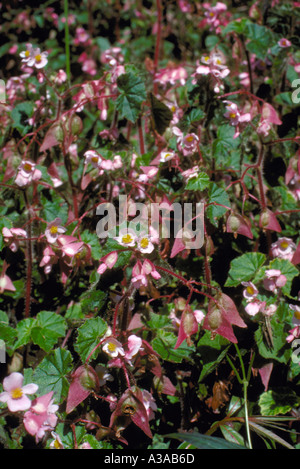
[186,135,194,142]
[23,163,33,172]
[140,238,149,249]
[108,342,117,353]
[25,50,30,57]
[35,54,42,63]
[91,156,99,163]
[50,226,58,235]
[295,310,300,321]
[230,112,236,119]
[54,439,62,449]
[11,387,23,399]
[122,234,133,244]
[280,241,289,249]
[246,286,255,295]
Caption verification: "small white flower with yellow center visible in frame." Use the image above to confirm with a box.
[137,233,154,254]
[50,432,64,449]
[159,150,175,163]
[45,218,66,244]
[102,337,125,358]
[115,228,137,248]
[20,44,34,63]
[84,150,102,168]
[27,48,48,69]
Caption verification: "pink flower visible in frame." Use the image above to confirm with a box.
[263,269,287,293]
[245,299,266,316]
[154,64,188,87]
[124,334,143,364]
[141,389,157,421]
[172,127,199,156]
[242,281,258,301]
[97,251,118,274]
[0,273,16,294]
[45,218,66,244]
[39,246,57,274]
[15,160,42,187]
[192,52,229,92]
[223,101,251,138]
[271,237,296,261]
[131,259,161,289]
[286,304,300,342]
[73,27,91,46]
[278,38,292,48]
[0,372,38,412]
[2,227,27,252]
[53,69,67,85]
[23,391,59,442]
[84,150,102,168]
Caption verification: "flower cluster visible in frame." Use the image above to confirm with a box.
[0,373,58,443]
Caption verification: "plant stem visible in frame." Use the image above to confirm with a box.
[234,344,252,449]
[64,0,71,86]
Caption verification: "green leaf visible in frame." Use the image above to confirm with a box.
[79,289,107,315]
[206,183,230,226]
[80,230,102,260]
[10,102,34,135]
[166,431,247,449]
[225,252,266,287]
[186,172,210,191]
[0,323,17,356]
[197,331,230,381]
[116,72,147,123]
[74,317,108,362]
[150,93,173,135]
[14,318,35,350]
[30,311,67,353]
[245,24,274,60]
[220,424,246,447]
[33,348,73,402]
[151,330,195,363]
[258,389,300,416]
[254,316,291,364]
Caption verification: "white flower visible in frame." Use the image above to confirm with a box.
[114,228,137,247]
[137,233,154,254]
[102,337,125,358]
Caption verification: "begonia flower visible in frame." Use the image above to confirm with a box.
[15,160,42,187]
[0,372,38,412]
[26,48,48,69]
[242,281,258,301]
[263,269,287,293]
[271,237,296,261]
[278,38,292,48]
[45,218,66,244]
[23,391,58,442]
[102,337,125,358]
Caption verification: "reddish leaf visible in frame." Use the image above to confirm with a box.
[66,365,99,414]
[109,387,152,439]
[203,292,247,343]
[175,308,198,348]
